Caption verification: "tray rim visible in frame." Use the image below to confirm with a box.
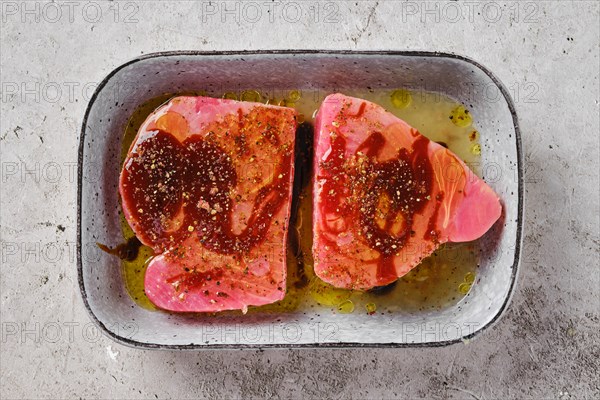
[77,50,524,350]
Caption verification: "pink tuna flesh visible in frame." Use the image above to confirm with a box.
[120,96,297,312]
[312,94,502,290]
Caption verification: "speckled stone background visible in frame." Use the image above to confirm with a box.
[1,1,598,399]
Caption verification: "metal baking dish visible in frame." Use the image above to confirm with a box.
[78,51,523,349]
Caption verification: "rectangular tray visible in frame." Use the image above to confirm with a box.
[78,50,523,349]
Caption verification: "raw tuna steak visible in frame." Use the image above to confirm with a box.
[312,94,501,290]
[120,96,297,312]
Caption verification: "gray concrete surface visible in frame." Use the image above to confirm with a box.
[1,1,599,398]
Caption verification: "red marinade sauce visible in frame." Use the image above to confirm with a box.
[318,107,435,280]
[120,130,190,250]
[122,130,291,256]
